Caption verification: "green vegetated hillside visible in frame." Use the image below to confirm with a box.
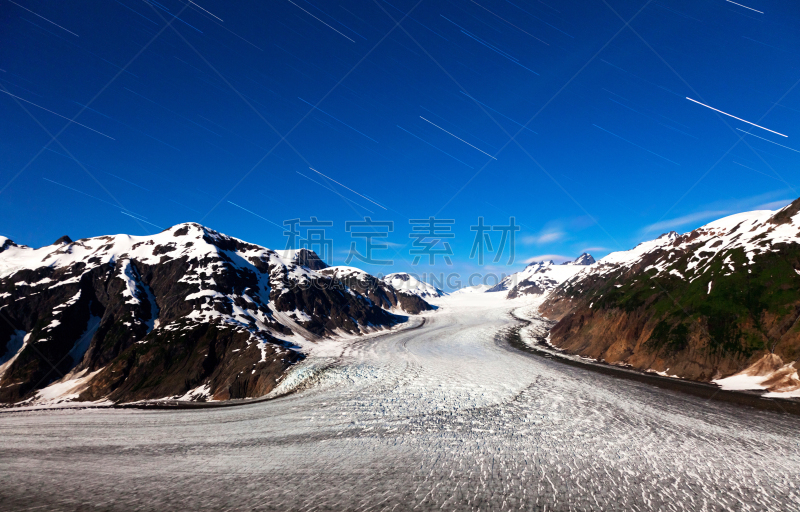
[541,198,800,382]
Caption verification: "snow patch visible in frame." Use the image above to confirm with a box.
[66,313,102,370]
[383,272,447,299]
[0,330,27,376]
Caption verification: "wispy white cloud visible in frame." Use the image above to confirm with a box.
[569,216,597,230]
[642,210,730,234]
[521,231,564,245]
[524,254,572,264]
[518,215,598,247]
[753,199,793,211]
[641,190,796,235]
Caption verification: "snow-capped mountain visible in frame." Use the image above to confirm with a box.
[487,254,595,298]
[562,252,596,266]
[540,198,800,390]
[450,284,494,295]
[0,223,428,405]
[318,267,433,313]
[382,272,447,300]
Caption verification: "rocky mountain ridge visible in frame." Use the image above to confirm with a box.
[563,253,596,266]
[540,198,800,394]
[383,272,447,300]
[486,253,595,298]
[317,267,434,314]
[0,223,430,405]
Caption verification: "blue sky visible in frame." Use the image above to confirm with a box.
[1,0,798,285]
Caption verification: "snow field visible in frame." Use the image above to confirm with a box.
[1,293,799,510]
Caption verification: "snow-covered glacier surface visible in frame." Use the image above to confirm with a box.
[1,294,799,511]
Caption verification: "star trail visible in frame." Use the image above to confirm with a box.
[1,0,798,275]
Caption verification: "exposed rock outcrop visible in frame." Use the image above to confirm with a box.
[541,199,800,385]
[318,267,433,315]
[0,224,412,404]
[486,256,594,298]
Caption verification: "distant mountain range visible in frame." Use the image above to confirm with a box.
[563,253,596,266]
[462,200,800,396]
[486,252,596,298]
[0,223,431,405]
[5,198,799,405]
[383,272,447,299]
[317,267,436,314]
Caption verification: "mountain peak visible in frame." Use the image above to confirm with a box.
[169,222,210,237]
[384,272,447,298]
[294,248,328,270]
[0,223,417,404]
[540,196,800,392]
[563,253,595,266]
[768,197,800,226]
[525,259,555,269]
[0,237,17,253]
[53,235,72,245]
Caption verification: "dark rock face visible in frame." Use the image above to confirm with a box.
[0,223,406,404]
[272,275,401,335]
[507,278,554,299]
[489,259,589,299]
[768,197,800,226]
[382,273,446,300]
[394,291,432,314]
[78,322,303,403]
[485,281,510,293]
[293,248,329,270]
[0,238,19,253]
[563,253,595,266]
[317,267,433,315]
